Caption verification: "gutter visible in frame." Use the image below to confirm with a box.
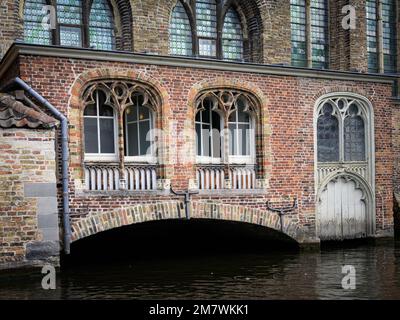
[1,77,71,254]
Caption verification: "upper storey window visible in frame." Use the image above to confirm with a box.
[89,0,116,50]
[367,0,397,73]
[169,1,193,56]
[57,0,83,47]
[169,0,244,61]
[24,0,53,45]
[222,8,243,61]
[196,0,218,57]
[290,0,329,69]
[23,0,115,50]
[290,0,307,67]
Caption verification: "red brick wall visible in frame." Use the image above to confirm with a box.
[16,54,395,238]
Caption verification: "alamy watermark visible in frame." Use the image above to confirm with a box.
[41,264,56,290]
[341,265,356,290]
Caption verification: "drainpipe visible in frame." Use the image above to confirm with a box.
[1,77,71,254]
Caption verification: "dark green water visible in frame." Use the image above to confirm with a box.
[1,240,400,300]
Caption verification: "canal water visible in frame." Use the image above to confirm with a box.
[0,221,399,300]
[0,240,400,300]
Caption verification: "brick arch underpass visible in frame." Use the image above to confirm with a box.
[70,201,306,244]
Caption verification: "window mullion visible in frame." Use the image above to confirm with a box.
[339,115,345,162]
[200,111,203,157]
[236,109,239,156]
[210,108,214,158]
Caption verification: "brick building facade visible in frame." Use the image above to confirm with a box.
[0,0,399,269]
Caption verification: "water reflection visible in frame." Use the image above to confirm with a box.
[1,240,400,300]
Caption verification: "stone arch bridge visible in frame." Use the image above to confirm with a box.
[70,201,309,245]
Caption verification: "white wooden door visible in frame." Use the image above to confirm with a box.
[318,176,368,240]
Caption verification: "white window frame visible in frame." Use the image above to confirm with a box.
[228,108,256,165]
[84,90,118,162]
[124,102,157,164]
[195,105,223,164]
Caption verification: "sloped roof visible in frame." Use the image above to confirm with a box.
[0,93,56,129]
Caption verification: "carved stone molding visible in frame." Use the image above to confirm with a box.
[83,80,161,113]
[196,89,259,120]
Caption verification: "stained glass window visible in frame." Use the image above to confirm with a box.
[317,103,339,162]
[196,0,217,57]
[311,0,329,69]
[196,99,221,158]
[344,105,365,161]
[169,1,193,56]
[89,0,115,50]
[57,0,83,47]
[366,0,378,72]
[24,0,52,45]
[290,0,307,67]
[382,0,397,73]
[222,8,243,61]
[84,90,116,154]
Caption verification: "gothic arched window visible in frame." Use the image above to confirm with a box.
[196,90,258,165]
[317,98,367,163]
[89,0,116,50]
[222,8,243,61]
[169,1,193,56]
[169,0,244,60]
[23,0,116,50]
[83,90,117,156]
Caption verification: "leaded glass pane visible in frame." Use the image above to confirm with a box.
[57,0,82,24]
[199,39,216,57]
[222,8,243,61]
[169,1,193,56]
[366,0,378,72]
[196,0,217,57]
[317,106,339,162]
[344,115,365,162]
[24,0,52,45]
[89,0,115,50]
[311,0,329,69]
[57,0,83,47]
[60,26,82,47]
[291,0,307,67]
[382,0,397,73]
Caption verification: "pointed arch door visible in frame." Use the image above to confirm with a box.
[315,94,375,241]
